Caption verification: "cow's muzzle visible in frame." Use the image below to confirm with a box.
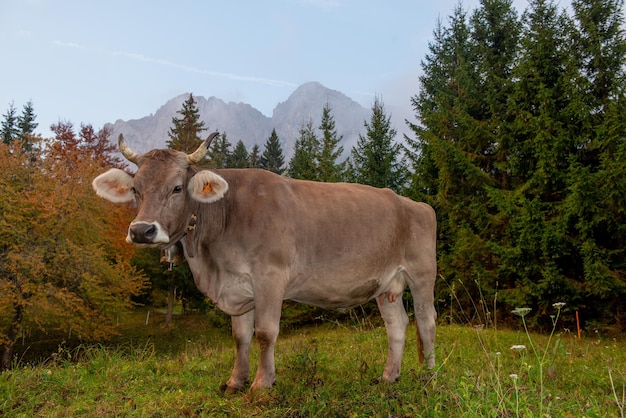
[127,221,170,246]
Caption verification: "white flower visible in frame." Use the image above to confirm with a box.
[512,307,532,317]
[510,345,526,351]
[509,373,519,380]
[552,302,566,309]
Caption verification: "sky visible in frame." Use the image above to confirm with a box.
[1,0,529,140]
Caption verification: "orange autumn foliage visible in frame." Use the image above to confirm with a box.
[0,124,147,368]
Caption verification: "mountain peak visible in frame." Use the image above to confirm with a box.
[105,82,369,158]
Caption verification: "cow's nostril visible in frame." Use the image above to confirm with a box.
[129,222,160,244]
[144,224,156,239]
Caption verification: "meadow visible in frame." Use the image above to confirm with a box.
[1,307,624,417]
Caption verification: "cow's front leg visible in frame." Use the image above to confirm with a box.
[225,309,255,393]
[250,298,283,391]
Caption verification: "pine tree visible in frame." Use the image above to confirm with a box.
[249,144,262,168]
[260,129,285,174]
[406,1,522,319]
[407,4,492,303]
[350,96,406,193]
[17,101,38,139]
[564,0,626,320]
[406,0,626,327]
[317,103,346,182]
[288,119,320,180]
[489,0,583,311]
[208,132,232,169]
[471,0,521,190]
[230,140,250,168]
[1,102,19,145]
[167,93,206,153]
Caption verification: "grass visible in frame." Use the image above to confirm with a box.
[1,308,625,417]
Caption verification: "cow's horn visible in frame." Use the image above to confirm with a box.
[118,134,140,163]
[187,131,219,165]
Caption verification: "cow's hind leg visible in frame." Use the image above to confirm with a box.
[377,294,409,382]
[225,309,255,393]
[407,280,437,369]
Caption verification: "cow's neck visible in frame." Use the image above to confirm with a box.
[183,198,228,259]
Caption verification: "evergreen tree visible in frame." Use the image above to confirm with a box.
[489,0,583,312]
[16,100,38,155]
[564,0,626,320]
[573,0,626,114]
[17,101,38,139]
[288,119,320,180]
[471,0,521,190]
[249,144,262,168]
[163,94,210,322]
[1,102,19,145]
[408,0,626,327]
[317,103,346,182]
[208,132,232,169]
[260,129,285,174]
[230,140,250,168]
[167,93,206,153]
[407,4,494,308]
[350,96,406,193]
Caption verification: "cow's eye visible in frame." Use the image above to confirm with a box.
[172,185,183,194]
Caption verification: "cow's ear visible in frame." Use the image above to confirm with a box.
[188,170,229,203]
[92,168,135,203]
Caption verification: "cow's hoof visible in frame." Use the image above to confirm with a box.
[250,383,275,393]
[220,382,246,395]
[372,376,400,385]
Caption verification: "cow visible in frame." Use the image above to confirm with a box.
[92,132,437,392]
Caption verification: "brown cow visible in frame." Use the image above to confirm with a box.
[92,133,437,392]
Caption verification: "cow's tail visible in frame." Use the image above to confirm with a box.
[416,322,425,364]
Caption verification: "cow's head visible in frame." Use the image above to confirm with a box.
[92,132,228,247]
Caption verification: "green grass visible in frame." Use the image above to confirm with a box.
[1,309,625,417]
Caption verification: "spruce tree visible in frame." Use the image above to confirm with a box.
[406,0,626,327]
[208,132,232,169]
[230,140,250,168]
[260,129,285,174]
[17,101,38,139]
[17,100,38,155]
[350,97,406,192]
[407,4,494,306]
[1,102,19,145]
[489,0,583,311]
[288,119,320,180]
[566,0,626,320]
[167,93,206,153]
[317,103,346,182]
[249,144,262,168]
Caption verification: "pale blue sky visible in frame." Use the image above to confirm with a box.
[1,0,528,139]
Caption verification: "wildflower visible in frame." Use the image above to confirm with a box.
[509,373,519,380]
[510,345,526,351]
[512,307,532,317]
[552,302,566,309]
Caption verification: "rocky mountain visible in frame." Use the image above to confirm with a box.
[104,82,371,160]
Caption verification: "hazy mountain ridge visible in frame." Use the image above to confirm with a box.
[104,82,371,159]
